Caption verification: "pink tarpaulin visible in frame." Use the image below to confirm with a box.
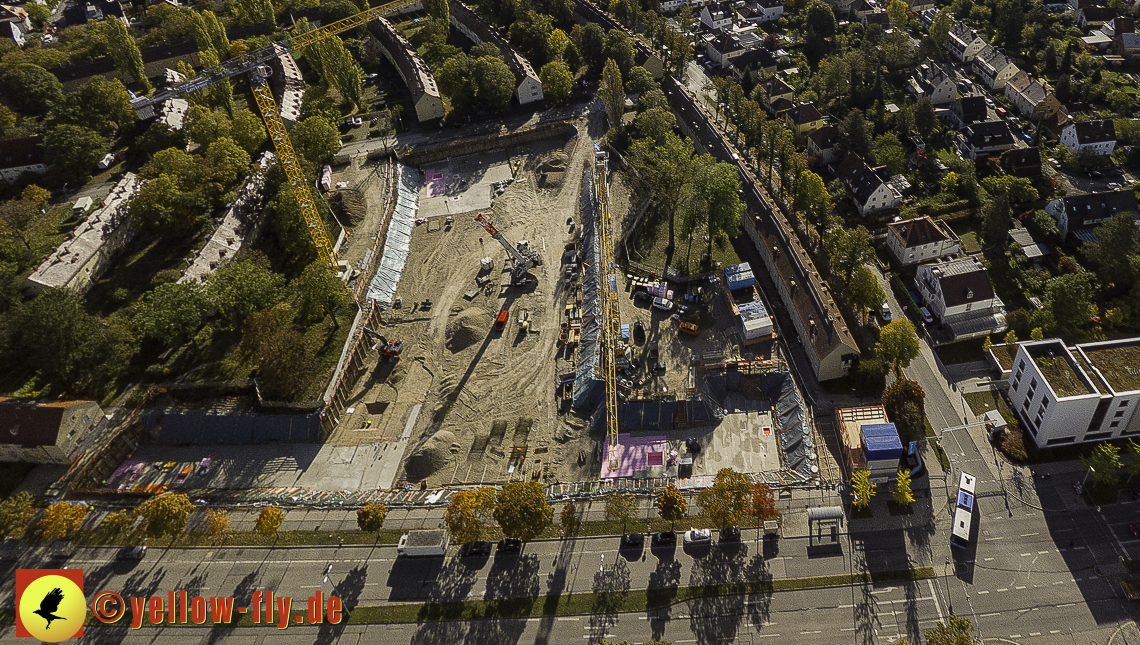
[426,169,447,197]
[647,452,664,466]
[601,434,667,478]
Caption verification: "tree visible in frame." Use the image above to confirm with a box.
[886,0,908,28]
[882,378,926,440]
[560,501,580,535]
[794,170,833,227]
[205,509,230,543]
[656,484,688,531]
[184,105,233,148]
[135,493,195,539]
[1125,439,1140,484]
[548,28,570,60]
[206,262,285,327]
[239,304,316,400]
[508,10,554,66]
[303,31,364,110]
[1084,443,1122,488]
[231,109,268,155]
[873,133,907,176]
[600,58,625,129]
[804,0,837,62]
[748,483,776,536]
[99,16,151,92]
[924,615,974,645]
[133,281,210,345]
[625,66,656,95]
[994,0,1025,48]
[43,124,109,180]
[423,0,448,21]
[575,23,606,71]
[100,510,133,535]
[851,469,875,510]
[1086,211,1140,287]
[877,319,921,377]
[445,487,496,544]
[914,97,937,138]
[838,109,873,160]
[234,0,274,26]
[193,10,230,61]
[980,176,1038,205]
[26,2,50,25]
[290,116,341,164]
[892,469,914,505]
[1003,329,1019,360]
[494,481,553,542]
[3,63,64,115]
[129,175,206,234]
[929,8,953,53]
[693,161,744,256]
[824,225,875,286]
[603,30,636,79]
[291,260,351,328]
[357,503,389,538]
[255,506,286,537]
[634,107,676,145]
[539,61,573,104]
[631,133,701,257]
[37,501,88,542]
[48,78,135,136]
[981,196,1012,249]
[850,266,886,323]
[10,289,110,390]
[203,137,251,186]
[604,492,636,533]
[1046,272,1096,332]
[697,468,752,529]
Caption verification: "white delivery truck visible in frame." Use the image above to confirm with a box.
[396,530,449,557]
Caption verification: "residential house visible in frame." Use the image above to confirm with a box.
[1004,70,1062,120]
[369,17,444,122]
[1102,16,1134,37]
[756,74,795,114]
[918,7,938,28]
[850,0,879,18]
[0,398,104,464]
[1006,338,1140,448]
[63,0,126,25]
[1078,6,1117,29]
[908,0,935,10]
[731,48,778,82]
[706,32,748,67]
[834,152,906,216]
[1008,225,1051,260]
[769,96,795,116]
[807,124,842,166]
[862,10,890,27]
[824,0,858,16]
[269,44,304,128]
[749,0,784,23]
[0,5,30,30]
[0,20,21,45]
[1041,109,1073,138]
[956,120,1016,159]
[947,95,988,130]
[915,257,1007,341]
[1060,120,1116,156]
[1119,32,1140,59]
[948,21,988,63]
[973,45,1020,89]
[1001,147,1042,177]
[1069,0,1099,10]
[907,60,957,106]
[450,1,543,104]
[785,103,825,135]
[885,216,961,266]
[1045,190,1138,240]
[0,136,46,182]
[660,0,684,11]
[700,2,734,30]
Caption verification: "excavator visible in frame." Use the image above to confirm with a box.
[128,0,421,271]
[473,210,542,286]
[363,326,403,361]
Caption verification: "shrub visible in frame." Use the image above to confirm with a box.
[1001,427,1028,462]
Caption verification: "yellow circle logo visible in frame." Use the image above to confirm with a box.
[19,574,85,642]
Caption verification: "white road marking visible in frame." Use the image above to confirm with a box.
[1037,550,1050,554]
[1020,553,1032,557]
[981,612,1002,617]
[1021,533,1039,537]
[556,617,579,621]
[978,591,989,595]
[984,558,994,561]
[754,633,782,638]
[928,579,946,624]
[997,588,1009,592]
[1015,586,1027,590]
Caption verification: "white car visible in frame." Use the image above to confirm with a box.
[880,303,892,322]
[683,528,712,545]
[1108,182,1122,190]
[652,297,674,311]
[920,306,934,324]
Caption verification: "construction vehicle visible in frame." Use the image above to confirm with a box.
[474,211,542,285]
[362,326,403,360]
[128,0,422,271]
[517,308,530,332]
[495,309,510,331]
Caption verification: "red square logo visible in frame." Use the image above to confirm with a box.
[16,569,85,641]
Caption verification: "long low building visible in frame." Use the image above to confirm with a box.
[449,1,542,104]
[26,173,142,295]
[270,43,305,129]
[369,17,444,122]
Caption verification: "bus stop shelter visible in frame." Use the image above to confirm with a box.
[807,505,844,545]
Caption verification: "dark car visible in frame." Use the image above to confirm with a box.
[460,541,493,557]
[633,291,652,303]
[621,532,644,548]
[719,527,741,543]
[497,538,522,554]
[651,531,677,546]
[633,320,645,344]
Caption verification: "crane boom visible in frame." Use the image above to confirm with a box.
[474,211,541,284]
[130,0,420,118]
[594,151,621,471]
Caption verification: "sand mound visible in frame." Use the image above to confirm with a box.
[536,152,568,174]
[329,188,368,227]
[445,308,491,352]
[404,429,457,480]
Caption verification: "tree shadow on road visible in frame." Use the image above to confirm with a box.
[850,549,881,645]
[902,557,922,645]
[586,556,632,643]
[316,565,367,645]
[687,543,752,645]
[83,562,170,645]
[205,570,258,645]
[742,548,774,634]
[647,556,682,641]
[422,557,478,603]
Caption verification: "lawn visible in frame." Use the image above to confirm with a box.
[964,389,1014,418]
[958,231,981,254]
[629,203,743,277]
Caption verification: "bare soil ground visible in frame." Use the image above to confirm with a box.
[327,107,613,488]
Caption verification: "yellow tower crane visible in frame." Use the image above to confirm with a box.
[130,0,420,268]
[594,150,621,471]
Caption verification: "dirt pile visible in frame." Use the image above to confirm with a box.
[329,188,368,226]
[536,152,569,190]
[445,308,491,352]
[404,429,458,480]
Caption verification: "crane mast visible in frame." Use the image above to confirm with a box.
[128,0,420,267]
[594,151,621,471]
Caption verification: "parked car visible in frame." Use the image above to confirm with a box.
[995,107,1007,117]
[460,541,493,557]
[920,306,934,324]
[198,457,212,475]
[633,291,652,303]
[652,297,674,311]
[679,322,700,335]
[621,533,644,548]
[719,527,741,543]
[633,320,645,343]
[1108,183,1122,190]
[651,531,676,546]
[127,545,147,560]
[683,528,712,546]
[880,303,892,322]
[497,538,522,554]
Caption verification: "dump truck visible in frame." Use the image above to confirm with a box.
[396,530,449,557]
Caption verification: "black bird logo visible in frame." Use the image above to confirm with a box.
[32,587,66,630]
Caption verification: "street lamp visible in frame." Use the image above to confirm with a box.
[1081,465,1095,489]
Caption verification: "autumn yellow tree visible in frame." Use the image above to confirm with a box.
[892,469,914,506]
[135,494,195,539]
[255,506,285,537]
[560,501,579,535]
[205,509,230,543]
[656,485,688,531]
[39,502,89,542]
[100,510,133,535]
[852,470,876,511]
[445,487,496,544]
[356,503,389,539]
